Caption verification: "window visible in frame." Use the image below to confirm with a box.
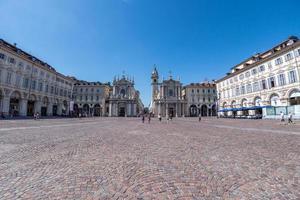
[85,96,88,101]
[251,68,257,75]
[253,82,259,92]
[213,89,215,93]
[275,57,283,65]
[261,80,267,90]
[80,96,82,101]
[203,97,205,102]
[208,89,210,93]
[91,88,94,92]
[97,89,100,93]
[80,88,83,92]
[288,70,297,83]
[241,85,245,94]
[235,86,240,96]
[23,78,29,88]
[191,89,194,93]
[246,84,252,93]
[202,89,205,93]
[285,53,293,61]
[31,80,36,90]
[197,89,199,93]
[15,75,21,87]
[208,97,211,102]
[8,57,15,64]
[259,65,265,72]
[278,74,286,86]
[91,96,94,101]
[64,90,67,97]
[169,89,173,96]
[268,77,276,88]
[38,82,43,91]
[230,79,233,83]
[0,70,2,82]
[96,96,99,101]
[86,88,88,92]
[296,48,300,57]
[51,86,54,94]
[60,89,63,96]
[6,72,12,84]
[239,74,244,80]
[234,77,238,82]
[267,62,272,69]
[0,53,6,60]
[45,85,49,93]
[245,71,250,77]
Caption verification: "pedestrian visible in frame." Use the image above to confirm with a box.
[36,112,40,120]
[34,112,37,120]
[198,113,202,122]
[170,113,173,121]
[280,111,284,123]
[288,112,293,124]
[142,115,145,123]
[158,114,162,122]
[148,114,151,123]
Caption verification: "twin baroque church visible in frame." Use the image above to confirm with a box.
[150,66,218,117]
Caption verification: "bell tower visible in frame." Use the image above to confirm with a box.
[151,65,159,102]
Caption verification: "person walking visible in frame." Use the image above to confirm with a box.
[198,113,202,122]
[142,115,145,123]
[288,112,293,124]
[148,114,151,124]
[158,114,162,122]
[280,111,285,123]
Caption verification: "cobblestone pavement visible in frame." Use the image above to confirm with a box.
[0,118,299,200]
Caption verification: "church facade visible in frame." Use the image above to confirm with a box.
[108,75,143,117]
[150,67,186,117]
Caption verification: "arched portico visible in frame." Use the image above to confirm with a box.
[189,104,198,117]
[9,91,21,116]
[27,94,36,116]
[288,89,300,105]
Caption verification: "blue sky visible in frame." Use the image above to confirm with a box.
[1,0,300,105]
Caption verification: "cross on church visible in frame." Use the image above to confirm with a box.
[168,70,173,79]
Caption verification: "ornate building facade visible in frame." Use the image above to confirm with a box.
[217,36,300,118]
[0,39,74,117]
[183,82,217,117]
[108,75,143,117]
[72,80,110,117]
[150,67,186,117]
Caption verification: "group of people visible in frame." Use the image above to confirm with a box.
[280,111,294,124]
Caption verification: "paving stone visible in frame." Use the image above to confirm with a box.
[0,118,299,199]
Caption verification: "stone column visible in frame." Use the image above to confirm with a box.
[19,98,28,117]
[133,104,137,116]
[166,103,169,118]
[109,102,112,117]
[158,103,161,115]
[127,103,131,117]
[47,103,53,116]
[57,103,63,116]
[2,97,10,116]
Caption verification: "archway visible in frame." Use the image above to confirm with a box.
[83,104,90,117]
[189,104,197,117]
[52,99,59,116]
[231,100,237,117]
[241,98,248,116]
[94,104,102,117]
[41,96,49,116]
[9,91,21,116]
[270,93,280,106]
[27,94,36,116]
[211,104,217,116]
[201,104,208,117]
[73,104,79,117]
[62,100,68,115]
[254,96,262,115]
[118,103,126,117]
[289,89,300,105]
